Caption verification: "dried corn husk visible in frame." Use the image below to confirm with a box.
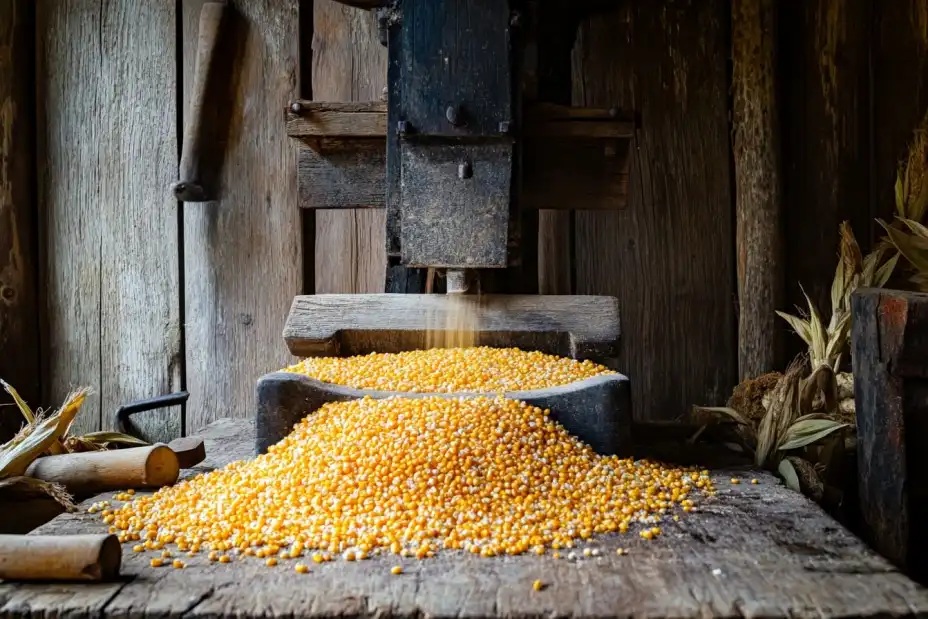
[781,456,824,501]
[0,380,35,424]
[881,217,928,292]
[0,476,76,511]
[0,388,88,478]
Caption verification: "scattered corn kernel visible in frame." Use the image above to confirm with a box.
[731,478,740,485]
[295,563,310,574]
[391,565,403,575]
[751,479,759,485]
[219,555,231,564]
[616,548,626,556]
[100,372,715,560]
[266,557,278,567]
[132,544,144,553]
[150,558,163,568]
[532,580,545,592]
[172,559,185,569]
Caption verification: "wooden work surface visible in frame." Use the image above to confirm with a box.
[2,419,927,619]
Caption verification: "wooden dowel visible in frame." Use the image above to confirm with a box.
[0,534,121,581]
[25,444,180,495]
[167,436,206,469]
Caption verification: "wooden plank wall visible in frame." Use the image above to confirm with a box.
[312,0,387,295]
[0,0,39,441]
[181,0,303,433]
[37,0,181,441]
[571,1,738,421]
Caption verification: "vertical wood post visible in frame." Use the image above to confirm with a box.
[732,0,784,380]
[0,0,39,440]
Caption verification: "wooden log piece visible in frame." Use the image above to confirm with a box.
[167,436,206,469]
[0,534,120,581]
[851,288,928,584]
[732,0,784,380]
[24,445,180,495]
[173,1,228,202]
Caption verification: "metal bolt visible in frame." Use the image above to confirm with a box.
[0,286,14,301]
[446,105,462,126]
[498,121,511,134]
[510,11,522,27]
[381,86,389,102]
[290,101,303,114]
[458,161,473,179]
[397,120,408,135]
[608,106,619,118]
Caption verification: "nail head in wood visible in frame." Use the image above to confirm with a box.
[290,101,303,114]
[446,105,462,126]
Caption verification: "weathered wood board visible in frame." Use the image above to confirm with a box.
[852,288,928,584]
[283,293,620,360]
[0,0,39,442]
[732,0,785,380]
[780,0,871,348]
[571,1,737,421]
[312,0,387,295]
[182,0,302,431]
[2,418,927,619]
[37,0,181,441]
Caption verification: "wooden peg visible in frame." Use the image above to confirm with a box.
[0,534,121,581]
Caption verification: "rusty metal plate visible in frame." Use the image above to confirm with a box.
[400,141,512,268]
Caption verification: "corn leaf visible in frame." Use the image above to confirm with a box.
[895,171,906,218]
[874,252,900,288]
[755,408,776,468]
[691,406,750,426]
[801,287,827,366]
[776,311,812,347]
[0,476,76,511]
[778,418,849,452]
[910,171,928,223]
[0,388,88,478]
[778,458,801,492]
[78,431,148,447]
[900,217,928,239]
[0,379,35,424]
[830,260,846,318]
[882,220,928,273]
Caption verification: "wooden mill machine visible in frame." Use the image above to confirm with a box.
[256,0,635,456]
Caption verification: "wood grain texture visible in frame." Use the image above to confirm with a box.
[0,0,38,442]
[37,0,181,440]
[287,101,388,139]
[298,139,386,208]
[872,1,928,227]
[732,0,785,380]
[313,0,386,294]
[3,419,928,619]
[572,1,737,421]
[283,293,621,360]
[182,0,302,431]
[780,0,871,348]
[851,288,928,584]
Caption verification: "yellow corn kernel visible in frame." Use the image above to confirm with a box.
[266,557,278,567]
[100,358,716,562]
[295,563,310,574]
[532,580,545,592]
[391,566,403,575]
[219,555,231,564]
[150,558,164,568]
[172,559,185,569]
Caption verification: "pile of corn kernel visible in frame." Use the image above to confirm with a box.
[284,346,616,393]
[98,395,715,567]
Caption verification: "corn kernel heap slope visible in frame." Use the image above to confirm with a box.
[108,396,714,559]
[284,346,617,393]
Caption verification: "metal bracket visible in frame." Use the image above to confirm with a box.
[115,392,190,437]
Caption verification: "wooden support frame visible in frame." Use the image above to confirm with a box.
[851,288,928,583]
[287,101,633,212]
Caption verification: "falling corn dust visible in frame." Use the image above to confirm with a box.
[101,396,715,561]
[286,346,616,393]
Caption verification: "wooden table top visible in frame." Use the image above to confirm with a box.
[1,418,926,619]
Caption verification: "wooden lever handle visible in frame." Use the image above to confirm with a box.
[167,436,206,469]
[172,1,227,202]
[0,534,121,581]
[25,444,180,495]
